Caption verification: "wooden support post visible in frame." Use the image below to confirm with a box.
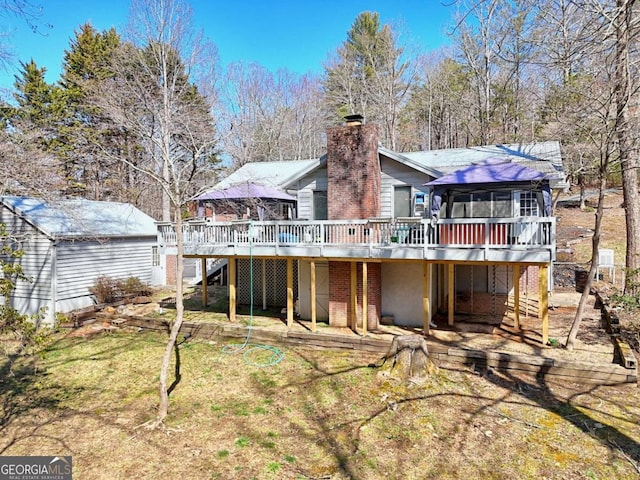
[438,264,445,312]
[262,259,267,310]
[448,263,455,326]
[310,260,317,332]
[362,261,368,336]
[201,257,208,307]
[513,263,520,331]
[287,258,294,328]
[423,262,432,335]
[539,263,549,345]
[350,262,357,331]
[229,258,236,322]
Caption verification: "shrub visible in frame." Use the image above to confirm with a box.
[89,276,121,303]
[120,276,152,296]
[90,276,152,303]
[1,223,51,357]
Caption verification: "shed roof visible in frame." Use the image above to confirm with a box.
[1,196,157,238]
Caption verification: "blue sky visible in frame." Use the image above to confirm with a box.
[0,0,456,93]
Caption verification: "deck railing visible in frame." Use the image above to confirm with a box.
[158,217,555,252]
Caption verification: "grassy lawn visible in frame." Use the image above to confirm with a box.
[1,330,639,479]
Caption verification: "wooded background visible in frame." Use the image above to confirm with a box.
[1,0,639,277]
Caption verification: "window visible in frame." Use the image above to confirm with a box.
[519,191,539,216]
[472,192,491,218]
[472,192,513,217]
[313,191,328,220]
[152,246,160,267]
[493,192,512,217]
[450,194,471,218]
[394,186,412,218]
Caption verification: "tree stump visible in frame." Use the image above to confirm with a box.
[376,334,437,384]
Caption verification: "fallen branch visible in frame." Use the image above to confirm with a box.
[488,407,541,429]
[611,440,640,475]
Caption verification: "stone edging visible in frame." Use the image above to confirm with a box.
[594,290,638,370]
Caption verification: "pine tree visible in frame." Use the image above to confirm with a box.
[10,60,64,134]
[56,23,123,200]
[323,12,412,149]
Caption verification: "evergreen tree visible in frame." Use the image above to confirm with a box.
[9,60,64,136]
[56,23,123,200]
[323,12,412,149]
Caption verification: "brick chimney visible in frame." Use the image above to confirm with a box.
[326,116,382,330]
[326,116,381,219]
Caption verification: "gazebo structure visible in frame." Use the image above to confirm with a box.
[191,182,296,221]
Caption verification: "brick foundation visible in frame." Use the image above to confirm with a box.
[518,265,540,294]
[328,261,381,329]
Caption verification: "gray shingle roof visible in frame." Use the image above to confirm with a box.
[1,196,157,238]
[400,141,564,177]
[210,141,565,191]
[216,158,322,189]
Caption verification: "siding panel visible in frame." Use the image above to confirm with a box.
[295,166,327,220]
[380,157,434,218]
[56,238,154,301]
[0,207,54,320]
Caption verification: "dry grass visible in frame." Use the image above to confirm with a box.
[1,330,639,479]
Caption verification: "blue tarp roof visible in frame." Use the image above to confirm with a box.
[1,196,158,238]
[424,159,545,187]
[195,183,295,201]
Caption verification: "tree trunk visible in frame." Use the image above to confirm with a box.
[156,211,185,424]
[377,335,437,384]
[615,0,640,295]
[566,175,607,349]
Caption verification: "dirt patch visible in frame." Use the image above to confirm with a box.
[555,189,627,267]
[554,189,639,366]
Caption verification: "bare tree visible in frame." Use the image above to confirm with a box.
[450,0,543,145]
[400,52,474,150]
[0,124,62,197]
[563,75,618,348]
[0,0,51,71]
[610,0,640,293]
[451,0,501,144]
[220,63,327,167]
[95,0,220,426]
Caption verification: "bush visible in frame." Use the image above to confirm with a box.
[90,276,152,304]
[610,268,640,311]
[1,222,51,357]
[120,276,152,296]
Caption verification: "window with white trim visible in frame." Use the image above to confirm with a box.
[518,191,539,216]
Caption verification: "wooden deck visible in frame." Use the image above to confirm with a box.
[158,216,557,263]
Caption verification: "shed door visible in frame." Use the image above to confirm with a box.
[151,246,166,286]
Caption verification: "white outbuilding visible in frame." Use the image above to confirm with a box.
[0,196,158,325]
